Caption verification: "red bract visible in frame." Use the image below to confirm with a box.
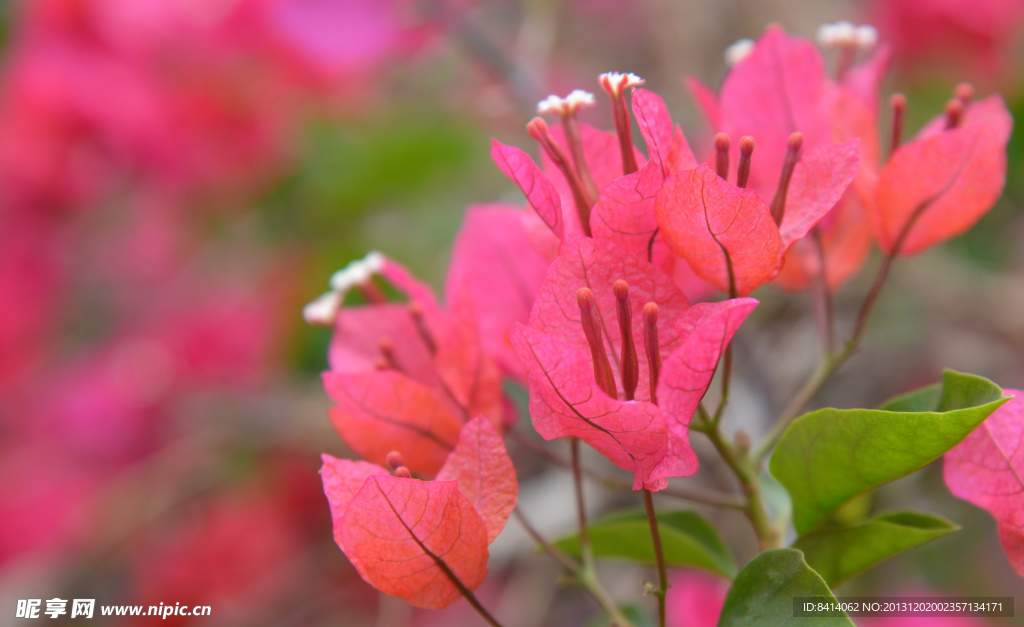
[436,417,518,543]
[541,122,646,206]
[324,370,462,478]
[591,89,698,269]
[527,238,690,397]
[323,255,505,476]
[656,141,857,296]
[445,204,549,380]
[870,95,1012,255]
[434,291,505,424]
[322,417,516,608]
[341,475,489,610]
[490,140,564,240]
[659,299,759,425]
[656,164,780,296]
[687,25,876,291]
[632,88,698,175]
[511,323,688,490]
[510,238,756,489]
[714,26,833,189]
[944,390,1024,577]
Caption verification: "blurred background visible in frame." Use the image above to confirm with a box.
[1,0,1023,625]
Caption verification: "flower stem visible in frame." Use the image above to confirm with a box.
[643,489,668,627]
[698,415,780,550]
[513,508,631,625]
[512,508,579,572]
[712,282,739,425]
[754,245,900,462]
[570,438,590,557]
[570,438,633,627]
[509,431,743,509]
[811,228,835,355]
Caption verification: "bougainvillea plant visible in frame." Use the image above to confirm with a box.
[306,23,1016,627]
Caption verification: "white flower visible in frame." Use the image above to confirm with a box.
[855,25,878,49]
[598,72,645,97]
[724,38,755,66]
[817,21,878,50]
[303,291,343,326]
[537,89,596,115]
[329,251,385,292]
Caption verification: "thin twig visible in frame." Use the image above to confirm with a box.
[754,221,909,462]
[571,438,590,555]
[811,228,835,355]
[643,490,668,627]
[512,508,579,572]
[509,431,744,509]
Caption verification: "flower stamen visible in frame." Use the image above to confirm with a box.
[737,136,755,189]
[770,132,804,226]
[945,98,964,130]
[613,281,639,401]
[642,302,661,405]
[528,116,596,236]
[890,93,907,155]
[409,303,437,355]
[715,133,730,180]
[538,90,600,202]
[598,72,644,176]
[577,288,618,398]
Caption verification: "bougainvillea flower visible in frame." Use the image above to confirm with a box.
[590,88,698,269]
[315,253,504,476]
[686,25,879,291]
[322,419,516,609]
[445,204,550,380]
[869,94,1012,256]
[510,238,756,489]
[492,84,648,247]
[655,140,858,296]
[944,390,1024,576]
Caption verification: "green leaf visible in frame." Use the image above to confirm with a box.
[718,548,853,626]
[792,510,959,588]
[769,369,1007,533]
[553,509,735,578]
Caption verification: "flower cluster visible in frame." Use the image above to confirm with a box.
[313,21,1015,623]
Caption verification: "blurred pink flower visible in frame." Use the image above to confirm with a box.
[667,570,729,627]
[129,489,302,626]
[866,0,1024,84]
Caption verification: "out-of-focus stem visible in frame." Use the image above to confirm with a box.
[507,431,744,509]
[512,508,579,572]
[811,229,835,355]
[569,437,633,627]
[754,242,902,462]
[643,489,668,627]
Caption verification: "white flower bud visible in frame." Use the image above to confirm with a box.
[537,90,595,116]
[856,25,878,49]
[303,291,343,326]
[724,38,755,66]
[598,72,645,97]
[329,251,386,292]
[817,21,878,50]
